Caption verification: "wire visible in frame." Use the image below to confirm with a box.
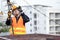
[22,0,60,25]
[22,0,48,17]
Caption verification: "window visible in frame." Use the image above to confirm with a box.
[44,27,46,30]
[55,26,60,31]
[30,18,32,20]
[49,32,55,34]
[49,20,55,25]
[55,13,60,18]
[30,29,32,32]
[55,20,60,25]
[50,26,54,31]
[34,27,37,31]
[30,11,32,14]
[49,13,55,19]
[34,13,37,18]
[56,32,60,34]
[30,23,32,26]
[34,20,37,25]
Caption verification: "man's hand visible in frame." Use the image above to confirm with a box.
[8,10,12,20]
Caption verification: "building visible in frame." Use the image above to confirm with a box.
[22,5,48,34]
[47,8,60,35]
[22,5,60,35]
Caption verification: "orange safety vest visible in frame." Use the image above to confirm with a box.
[9,16,26,35]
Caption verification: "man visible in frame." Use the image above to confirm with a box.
[6,5,30,35]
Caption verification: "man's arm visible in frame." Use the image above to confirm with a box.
[6,17,11,26]
[21,12,30,23]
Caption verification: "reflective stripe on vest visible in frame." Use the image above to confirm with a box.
[9,16,26,35]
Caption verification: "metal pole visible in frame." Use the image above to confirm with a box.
[7,0,14,35]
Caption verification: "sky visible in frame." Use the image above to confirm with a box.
[10,0,60,8]
[0,0,59,11]
[0,0,60,11]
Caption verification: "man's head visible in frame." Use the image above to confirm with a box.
[12,5,22,16]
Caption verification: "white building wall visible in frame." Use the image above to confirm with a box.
[19,5,60,35]
[47,8,60,35]
[22,5,48,34]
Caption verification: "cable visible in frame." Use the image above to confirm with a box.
[22,0,60,25]
[22,0,48,17]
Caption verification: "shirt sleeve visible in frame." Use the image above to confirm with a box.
[21,12,30,23]
[5,17,12,26]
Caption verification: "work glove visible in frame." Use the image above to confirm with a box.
[8,10,12,20]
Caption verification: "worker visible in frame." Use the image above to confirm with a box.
[6,5,30,35]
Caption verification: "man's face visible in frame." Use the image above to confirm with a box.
[13,9,21,16]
